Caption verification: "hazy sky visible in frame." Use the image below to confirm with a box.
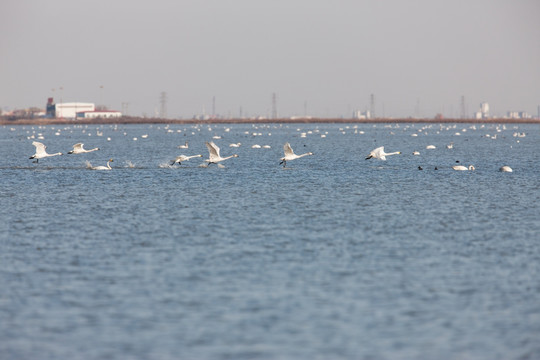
[2,0,539,118]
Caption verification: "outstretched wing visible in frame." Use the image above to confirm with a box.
[206,141,220,160]
[283,142,295,157]
[73,143,84,151]
[32,141,47,156]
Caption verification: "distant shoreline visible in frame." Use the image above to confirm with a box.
[2,116,540,126]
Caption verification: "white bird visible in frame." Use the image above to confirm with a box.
[446,143,454,149]
[68,143,100,154]
[280,142,313,167]
[29,141,63,163]
[229,142,241,147]
[177,141,189,149]
[426,145,436,150]
[452,165,475,171]
[90,159,114,170]
[365,146,401,161]
[251,144,261,149]
[170,154,202,166]
[204,141,238,165]
[412,151,420,156]
[499,166,513,172]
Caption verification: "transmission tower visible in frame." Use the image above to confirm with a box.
[121,102,129,116]
[272,93,277,119]
[460,95,466,119]
[370,94,376,119]
[160,91,167,118]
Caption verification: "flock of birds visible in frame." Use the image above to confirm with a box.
[28,140,315,170]
[24,122,520,172]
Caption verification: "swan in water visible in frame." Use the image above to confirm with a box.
[29,141,63,163]
[170,154,203,166]
[365,146,401,161]
[68,143,100,154]
[499,166,513,172]
[452,164,475,171]
[280,142,313,167]
[412,151,420,156]
[229,142,241,147]
[177,141,189,149]
[90,159,114,170]
[204,141,238,166]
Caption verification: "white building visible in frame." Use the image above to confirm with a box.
[76,110,122,119]
[55,102,95,118]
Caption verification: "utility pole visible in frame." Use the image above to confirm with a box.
[160,92,167,119]
[272,93,277,119]
[370,93,375,119]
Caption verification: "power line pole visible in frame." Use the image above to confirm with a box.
[160,91,167,119]
[460,95,466,119]
[370,93,375,119]
[272,93,277,119]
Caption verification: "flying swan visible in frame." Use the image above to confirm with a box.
[170,154,203,166]
[29,141,63,162]
[204,141,238,166]
[365,146,401,161]
[68,143,100,154]
[280,142,313,167]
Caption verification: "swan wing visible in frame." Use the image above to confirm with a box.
[206,141,221,160]
[32,141,47,156]
[283,143,295,157]
[73,143,84,151]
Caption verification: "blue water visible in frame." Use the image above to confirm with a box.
[1,122,540,359]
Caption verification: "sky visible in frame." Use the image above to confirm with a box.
[1,0,539,119]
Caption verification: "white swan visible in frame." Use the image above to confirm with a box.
[68,143,100,154]
[29,141,63,163]
[365,146,401,161]
[171,154,203,165]
[426,145,436,150]
[178,141,189,149]
[499,166,513,172]
[204,141,238,165]
[229,142,241,147]
[412,151,420,156]
[91,159,114,170]
[452,164,475,171]
[280,142,313,167]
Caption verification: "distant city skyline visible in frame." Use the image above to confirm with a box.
[1,0,539,118]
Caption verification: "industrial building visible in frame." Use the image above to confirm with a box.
[46,97,95,118]
[76,110,122,119]
[45,98,121,119]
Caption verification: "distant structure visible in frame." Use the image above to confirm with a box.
[47,98,95,118]
[460,95,466,119]
[354,110,371,119]
[159,91,167,118]
[474,102,489,119]
[76,110,122,119]
[506,111,531,119]
[272,93,277,119]
[370,94,376,119]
